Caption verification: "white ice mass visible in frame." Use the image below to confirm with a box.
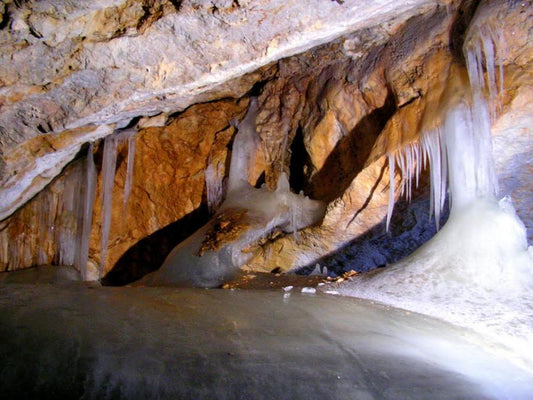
[336,8,533,370]
[139,98,325,287]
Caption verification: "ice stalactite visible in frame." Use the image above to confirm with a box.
[99,129,137,278]
[123,132,136,211]
[99,135,118,277]
[205,159,225,215]
[75,144,97,281]
[138,99,325,287]
[464,2,505,123]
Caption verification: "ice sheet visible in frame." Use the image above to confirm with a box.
[1,284,532,399]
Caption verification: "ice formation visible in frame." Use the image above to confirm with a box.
[227,98,261,193]
[75,143,97,281]
[0,127,138,280]
[139,99,325,287]
[123,131,137,211]
[204,159,225,215]
[99,129,137,276]
[0,146,98,280]
[338,9,533,369]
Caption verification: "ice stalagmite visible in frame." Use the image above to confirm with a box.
[138,99,325,287]
[227,97,260,193]
[338,13,533,369]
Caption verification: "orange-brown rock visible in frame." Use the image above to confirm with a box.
[90,99,248,277]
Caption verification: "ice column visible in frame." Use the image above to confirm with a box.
[58,145,98,279]
[75,144,97,280]
[99,129,137,277]
[100,135,118,277]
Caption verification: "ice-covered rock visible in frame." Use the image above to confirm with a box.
[139,100,325,287]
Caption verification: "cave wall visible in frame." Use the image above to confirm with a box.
[1,0,532,281]
[0,0,439,221]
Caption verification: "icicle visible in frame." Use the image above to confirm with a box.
[75,144,97,281]
[414,144,421,189]
[464,8,505,122]
[386,153,396,232]
[100,135,118,277]
[205,159,225,215]
[123,131,136,211]
[57,162,83,267]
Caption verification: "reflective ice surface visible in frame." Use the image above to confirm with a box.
[1,282,533,399]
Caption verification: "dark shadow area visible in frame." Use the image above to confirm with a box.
[449,0,480,63]
[289,126,311,194]
[346,161,388,228]
[309,88,396,202]
[102,205,209,286]
[297,193,450,277]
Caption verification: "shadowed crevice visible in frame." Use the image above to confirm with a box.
[346,160,388,229]
[102,205,209,286]
[449,0,480,63]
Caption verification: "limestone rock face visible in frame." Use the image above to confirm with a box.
[1,0,532,283]
[0,0,436,221]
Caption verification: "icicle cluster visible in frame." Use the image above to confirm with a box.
[343,3,533,365]
[386,142,425,230]
[0,146,97,280]
[99,129,137,277]
[464,15,505,122]
[384,3,505,232]
[386,96,498,231]
[385,30,503,231]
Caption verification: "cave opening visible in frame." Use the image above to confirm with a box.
[288,126,310,195]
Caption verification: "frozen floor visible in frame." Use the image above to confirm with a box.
[1,283,533,400]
